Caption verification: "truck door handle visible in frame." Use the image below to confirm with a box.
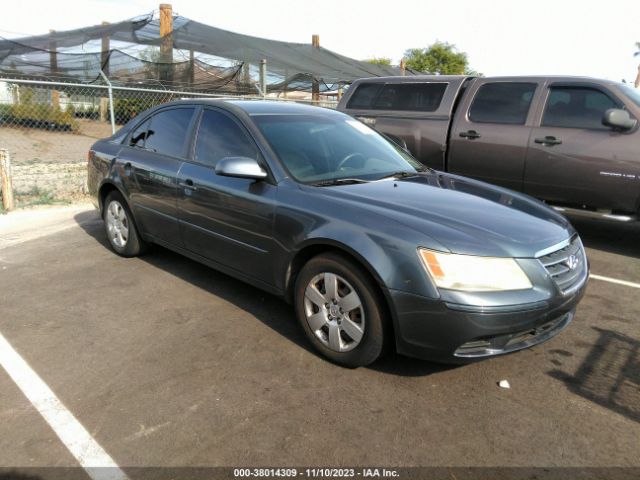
[535,136,562,146]
[459,130,481,139]
[178,179,198,191]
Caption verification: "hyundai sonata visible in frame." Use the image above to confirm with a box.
[88,100,587,367]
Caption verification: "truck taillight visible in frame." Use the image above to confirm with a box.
[87,150,95,163]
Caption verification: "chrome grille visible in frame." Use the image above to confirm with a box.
[538,236,587,295]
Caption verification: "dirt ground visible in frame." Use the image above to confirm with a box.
[0,119,113,165]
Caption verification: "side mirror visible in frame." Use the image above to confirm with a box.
[215,157,267,180]
[602,108,637,131]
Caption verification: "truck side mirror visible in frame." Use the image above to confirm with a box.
[602,108,637,131]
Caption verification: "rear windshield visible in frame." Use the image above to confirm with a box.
[346,82,447,112]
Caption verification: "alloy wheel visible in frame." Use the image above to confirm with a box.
[303,272,365,352]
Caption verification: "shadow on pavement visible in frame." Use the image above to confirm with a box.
[570,216,640,259]
[548,327,640,424]
[74,211,450,377]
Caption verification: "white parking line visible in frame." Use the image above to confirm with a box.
[590,274,640,289]
[0,331,128,480]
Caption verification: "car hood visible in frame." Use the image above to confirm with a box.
[309,172,573,258]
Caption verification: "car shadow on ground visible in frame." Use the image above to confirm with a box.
[74,211,450,377]
[570,216,640,259]
[547,327,640,424]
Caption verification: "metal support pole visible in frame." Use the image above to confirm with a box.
[259,59,267,99]
[99,70,116,134]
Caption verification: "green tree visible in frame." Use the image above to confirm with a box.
[404,42,476,75]
[363,57,392,66]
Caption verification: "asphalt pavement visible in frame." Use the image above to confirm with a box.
[0,207,638,477]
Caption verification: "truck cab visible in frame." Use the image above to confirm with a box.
[338,75,640,219]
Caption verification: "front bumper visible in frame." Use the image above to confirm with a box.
[389,280,586,363]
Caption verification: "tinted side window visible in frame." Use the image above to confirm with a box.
[346,82,447,112]
[346,83,384,109]
[373,83,447,111]
[143,108,195,157]
[542,87,620,130]
[194,109,259,167]
[129,118,151,148]
[469,82,537,124]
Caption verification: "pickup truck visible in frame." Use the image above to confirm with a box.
[337,75,640,221]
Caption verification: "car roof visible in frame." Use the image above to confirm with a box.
[158,98,344,116]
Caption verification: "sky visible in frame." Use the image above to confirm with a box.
[2,0,639,82]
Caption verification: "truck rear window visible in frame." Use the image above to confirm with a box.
[347,82,447,112]
[468,82,537,125]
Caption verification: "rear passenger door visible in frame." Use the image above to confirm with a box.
[117,106,197,245]
[524,83,638,212]
[448,80,540,191]
[177,108,277,285]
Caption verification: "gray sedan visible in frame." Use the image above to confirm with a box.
[88,100,588,367]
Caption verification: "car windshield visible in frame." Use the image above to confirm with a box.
[252,114,428,184]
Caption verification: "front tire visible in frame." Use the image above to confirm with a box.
[103,191,147,257]
[294,253,386,367]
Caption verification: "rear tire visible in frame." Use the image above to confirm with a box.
[103,191,148,257]
[294,253,386,367]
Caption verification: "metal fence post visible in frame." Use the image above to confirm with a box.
[260,59,267,99]
[99,70,116,134]
[0,149,15,211]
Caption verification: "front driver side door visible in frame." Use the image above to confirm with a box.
[524,84,639,212]
[177,108,277,286]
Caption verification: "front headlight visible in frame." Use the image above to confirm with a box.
[418,248,533,292]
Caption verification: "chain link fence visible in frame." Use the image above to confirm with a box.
[0,78,338,210]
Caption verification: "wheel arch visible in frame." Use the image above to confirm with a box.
[98,181,126,216]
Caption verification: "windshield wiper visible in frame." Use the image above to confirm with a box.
[311,178,371,187]
[376,170,430,180]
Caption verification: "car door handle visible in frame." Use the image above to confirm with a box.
[178,179,198,191]
[459,130,481,139]
[534,136,562,146]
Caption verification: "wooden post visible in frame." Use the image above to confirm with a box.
[0,149,15,211]
[189,49,195,87]
[259,59,267,98]
[635,65,640,88]
[283,69,288,99]
[311,34,320,104]
[159,3,173,84]
[49,29,60,108]
[242,62,251,93]
[400,59,406,76]
[100,22,110,122]
[101,22,110,75]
